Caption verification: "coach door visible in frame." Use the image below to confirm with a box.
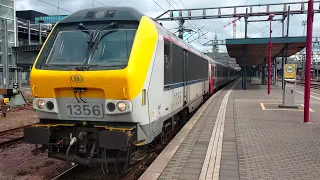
[183,51,188,106]
[210,64,214,94]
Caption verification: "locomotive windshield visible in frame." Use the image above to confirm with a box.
[44,29,137,68]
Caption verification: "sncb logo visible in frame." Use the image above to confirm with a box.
[70,74,83,83]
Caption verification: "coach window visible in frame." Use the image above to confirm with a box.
[204,60,208,79]
[216,66,218,77]
[217,66,219,77]
[164,40,172,85]
[211,65,214,78]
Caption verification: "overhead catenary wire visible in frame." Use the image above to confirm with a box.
[94,0,108,7]
[152,0,167,12]
[185,26,204,41]
[248,3,304,38]
[223,0,249,38]
[164,0,197,30]
[152,0,180,27]
[248,20,282,38]
[175,0,204,33]
[171,1,210,45]
[173,0,209,41]
[188,32,209,43]
[165,0,208,41]
[37,0,73,13]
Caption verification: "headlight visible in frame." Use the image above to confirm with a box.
[36,99,45,109]
[117,101,126,111]
[107,102,116,112]
[46,101,54,110]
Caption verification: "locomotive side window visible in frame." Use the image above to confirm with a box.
[172,44,184,83]
[164,40,172,85]
[187,53,198,81]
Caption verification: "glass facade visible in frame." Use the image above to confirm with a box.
[35,15,67,24]
[0,0,15,47]
[0,0,16,65]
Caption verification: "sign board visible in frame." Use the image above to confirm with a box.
[284,64,296,79]
[3,98,9,104]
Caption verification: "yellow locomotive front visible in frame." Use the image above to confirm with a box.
[24,7,158,167]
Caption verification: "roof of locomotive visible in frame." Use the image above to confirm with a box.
[59,6,144,24]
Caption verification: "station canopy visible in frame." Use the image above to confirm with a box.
[225,36,306,66]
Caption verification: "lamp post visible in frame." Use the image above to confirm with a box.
[268,14,274,95]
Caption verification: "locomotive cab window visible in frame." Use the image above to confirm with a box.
[43,28,137,69]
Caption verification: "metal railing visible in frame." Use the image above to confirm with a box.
[0,71,22,88]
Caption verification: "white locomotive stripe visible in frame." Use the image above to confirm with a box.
[199,80,238,180]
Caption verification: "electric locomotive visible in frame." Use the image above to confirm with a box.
[24,6,239,167]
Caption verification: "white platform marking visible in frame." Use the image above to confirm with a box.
[199,82,237,180]
[139,87,223,180]
[296,90,320,100]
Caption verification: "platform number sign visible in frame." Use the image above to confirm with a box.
[284,64,296,79]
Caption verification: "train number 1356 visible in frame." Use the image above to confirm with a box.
[65,103,103,118]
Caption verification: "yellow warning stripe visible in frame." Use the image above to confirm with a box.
[94,125,136,132]
[32,124,75,128]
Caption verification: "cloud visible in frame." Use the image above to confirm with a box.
[16,0,318,53]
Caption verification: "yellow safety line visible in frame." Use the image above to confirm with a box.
[265,109,305,112]
[300,104,315,112]
[262,102,282,104]
[260,103,315,112]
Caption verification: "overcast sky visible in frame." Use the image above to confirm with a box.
[15,0,320,52]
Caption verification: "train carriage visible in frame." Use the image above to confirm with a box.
[24,6,239,167]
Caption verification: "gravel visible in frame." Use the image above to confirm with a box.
[0,89,72,180]
[0,109,38,131]
[0,143,71,180]
[0,86,37,131]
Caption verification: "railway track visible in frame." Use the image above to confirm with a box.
[296,81,320,90]
[0,125,31,147]
[51,164,79,180]
[49,125,182,180]
[47,114,188,180]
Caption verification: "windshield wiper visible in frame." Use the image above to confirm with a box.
[40,64,72,70]
[78,23,91,35]
[85,22,118,62]
[91,30,118,49]
[87,64,126,70]
[75,22,118,71]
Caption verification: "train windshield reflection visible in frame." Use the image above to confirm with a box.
[45,29,137,67]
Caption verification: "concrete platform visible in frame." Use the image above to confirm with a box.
[139,78,320,180]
